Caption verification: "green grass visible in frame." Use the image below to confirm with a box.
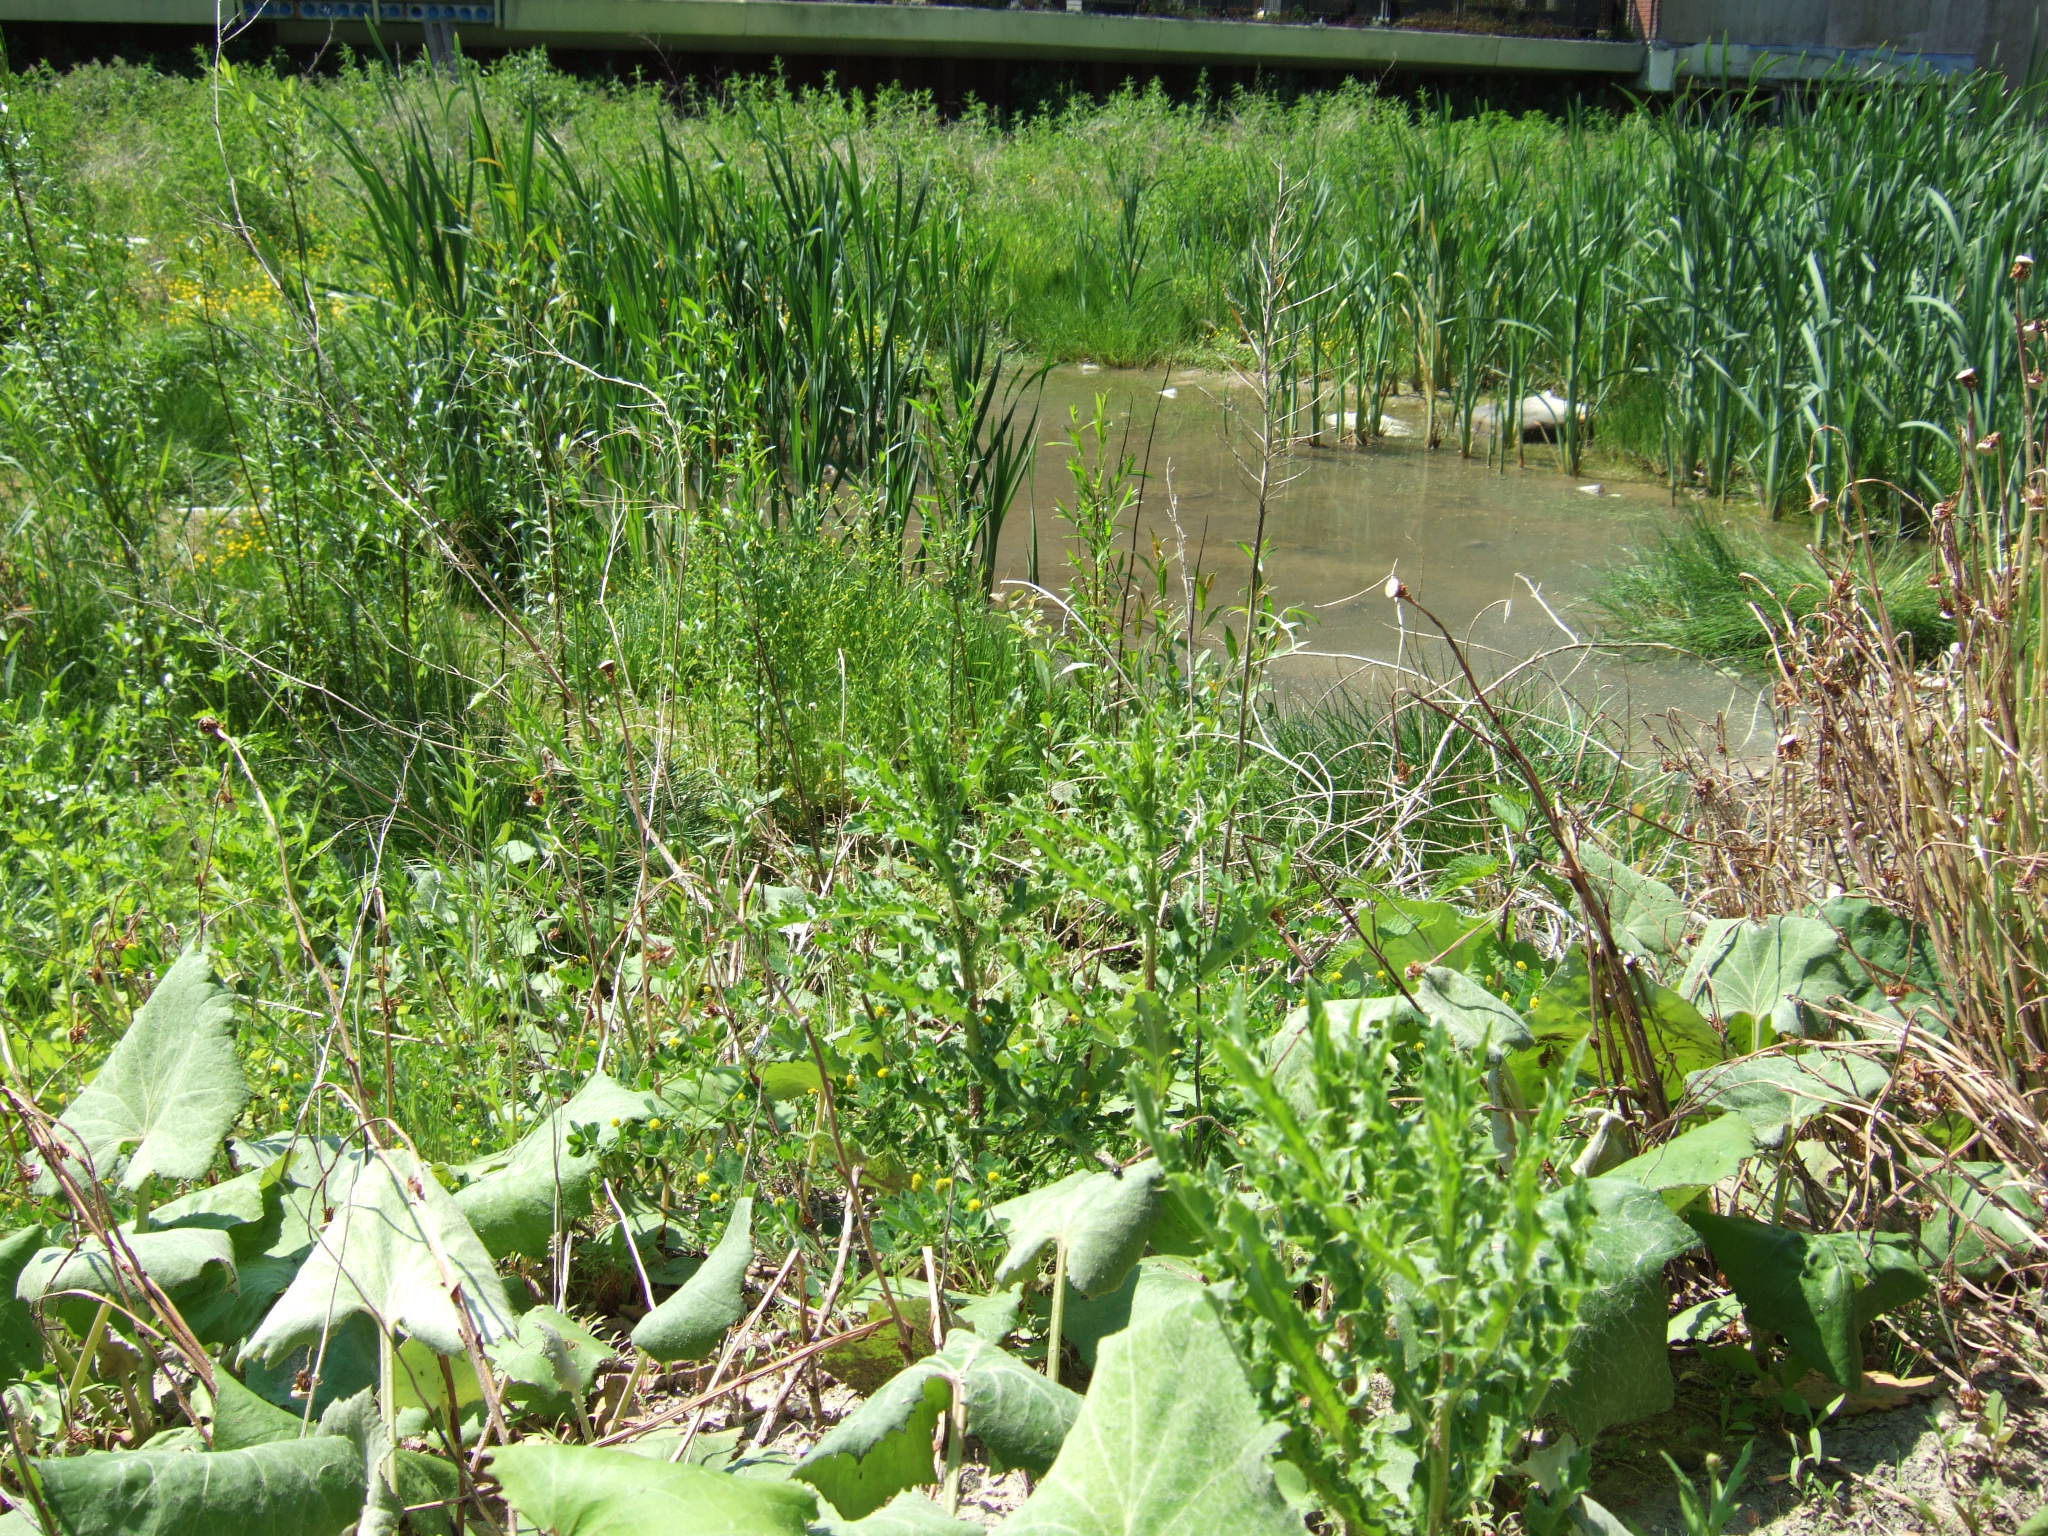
[1593,515,1955,666]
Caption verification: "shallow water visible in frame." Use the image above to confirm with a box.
[999,368,1772,750]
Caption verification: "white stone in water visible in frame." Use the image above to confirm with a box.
[1578,483,1606,496]
[1474,391,1591,442]
[1078,362,1101,373]
[1158,386,1179,399]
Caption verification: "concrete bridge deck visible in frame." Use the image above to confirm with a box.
[0,1,1988,89]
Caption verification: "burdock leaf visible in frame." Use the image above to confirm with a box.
[0,1227,45,1384]
[1607,1114,1758,1206]
[244,1148,515,1362]
[1681,917,1844,1039]
[1686,1054,1890,1148]
[17,1229,237,1319]
[490,1442,815,1536]
[816,1493,982,1534]
[1581,846,1689,959]
[1003,1290,1304,1536]
[1691,1213,1932,1388]
[796,1333,1080,1521]
[32,1438,364,1536]
[43,951,249,1191]
[1546,1177,1701,1440]
[631,1197,754,1363]
[992,1159,1164,1298]
[1061,1255,1209,1369]
[452,1073,660,1260]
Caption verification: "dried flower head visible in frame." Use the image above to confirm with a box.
[2013,253,2036,282]
[1955,366,1982,391]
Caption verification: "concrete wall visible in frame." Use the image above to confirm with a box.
[1658,0,2044,73]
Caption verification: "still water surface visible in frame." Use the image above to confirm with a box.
[999,368,1771,750]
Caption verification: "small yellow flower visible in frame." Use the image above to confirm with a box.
[647,1117,664,1132]
[911,1172,925,1192]
[966,1197,982,1213]
[1530,995,1542,1007]
[876,1067,889,1079]
[1514,960,1527,971]
[695,1170,711,1187]
[610,1117,622,1128]
[935,1177,954,1193]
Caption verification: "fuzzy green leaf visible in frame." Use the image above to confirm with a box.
[452,1073,659,1261]
[1607,1115,1757,1207]
[631,1197,753,1364]
[1060,1255,1208,1370]
[1003,1290,1304,1536]
[32,1438,364,1536]
[17,1229,237,1324]
[816,1492,982,1534]
[1581,846,1689,958]
[797,1332,1080,1521]
[1546,1177,1701,1441]
[1686,1054,1890,1148]
[992,1160,1163,1298]
[492,1306,612,1417]
[244,1148,514,1362]
[0,1227,45,1384]
[42,951,249,1192]
[1681,917,1844,1039]
[1691,1214,1931,1388]
[489,1442,815,1536]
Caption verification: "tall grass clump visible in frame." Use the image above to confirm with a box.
[1594,515,1953,665]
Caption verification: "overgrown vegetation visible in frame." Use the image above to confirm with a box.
[0,50,2043,1536]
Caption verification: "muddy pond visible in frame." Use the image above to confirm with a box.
[998,368,1772,751]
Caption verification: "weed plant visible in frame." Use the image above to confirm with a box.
[0,49,2043,1536]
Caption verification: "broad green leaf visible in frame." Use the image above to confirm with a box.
[1581,846,1688,958]
[1607,1115,1757,1207]
[209,1368,311,1449]
[1685,1054,1890,1148]
[1409,966,1535,1062]
[1915,1161,2043,1277]
[1812,897,1946,1021]
[1545,1177,1700,1441]
[0,1227,45,1384]
[491,1306,613,1418]
[33,1437,363,1536]
[1690,1214,1931,1388]
[815,1492,981,1534]
[1681,917,1844,1040]
[1269,995,1423,1111]
[452,1073,660,1260]
[1060,1255,1209,1370]
[992,1160,1163,1298]
[797,1333,1080,1521]
[490,1442,814,1536]
[756,1061,824,1102]
[245,1148,515,1362]
[951,1288,1023,1342]
[1358,897,1487,976]
[631,1197,753,1363]
[1003,1291,1304,1536]
[17,1229,236,1326]
[41,951,249,1192]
